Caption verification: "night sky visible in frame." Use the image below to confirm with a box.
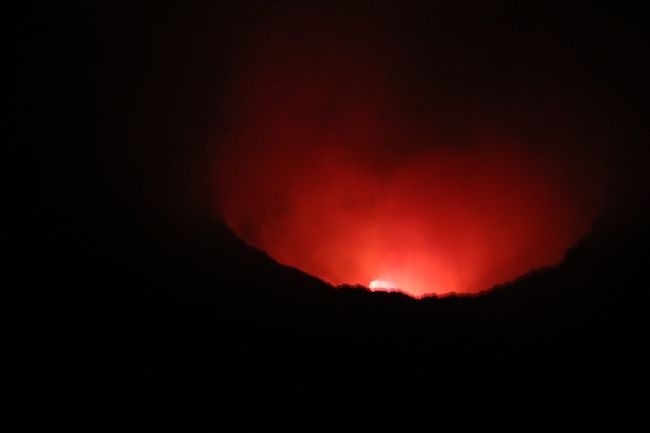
[30,2,645,283]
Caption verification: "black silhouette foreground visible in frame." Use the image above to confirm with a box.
[53,205,647,377]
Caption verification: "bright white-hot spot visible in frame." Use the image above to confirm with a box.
[369,280,398,291]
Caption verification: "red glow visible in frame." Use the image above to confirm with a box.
[215,8,603,297]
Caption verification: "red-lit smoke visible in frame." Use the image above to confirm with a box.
[215,8,603,296]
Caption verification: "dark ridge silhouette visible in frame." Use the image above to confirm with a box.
[50,201,647,371]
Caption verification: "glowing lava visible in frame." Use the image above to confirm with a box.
[369,280,398,291]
